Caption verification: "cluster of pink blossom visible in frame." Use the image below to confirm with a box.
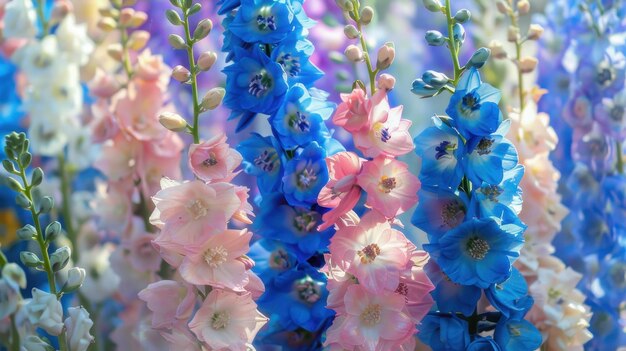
[319,77,435,351]
[509,100,593,349]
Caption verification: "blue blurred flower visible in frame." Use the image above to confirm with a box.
[467,337,501,351]
[418,313,470,351]
[446,68,502,139]
[425,261,480,317]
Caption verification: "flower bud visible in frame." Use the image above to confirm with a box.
[197,51,218,71]
[166,9,183,25]
[193,19,213,40]
[344,44,364,62]
[99,8,119,18]
[360,6,374,25]
[335,0,353,11]
[201,88,226,111]
[98,16,118,31]
[38,196,54,214]
[31,167,43,187]
[50,246,71,272]
[50,1,71,24]
[519,56,538,73]
[107,43,123,61]
[423,0,442,12]
[377,73,396,91]
[454,9,471,23]
[453,23,465,43]
[122,0,137,6]
[128,30,150,51]
[344,25,360,39]
[64,267,86,292]
[189,3,202,15]
[411,78,437,96]
[171,65,191,82]
[168,34,187,49]
[467,47,491,69]
[489,40,507,59]
[376,43,395,70]
[15,193,31,209]
[507,25,519,42]
[425,30,446,46]
[128,11,148,27]
[20,251,42,268]
[118,8,135,27]
[2,263,26,289]
[45,221,62,242]
[517,0,530,14]
[17,224,36,241]
[496,0,510,14]
[527,24,544,40]
[422,70,449,87]
[159,112,188,132]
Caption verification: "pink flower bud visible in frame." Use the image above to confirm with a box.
[377,73,396,91]
[172,65,191,82]
[197,51,218,71]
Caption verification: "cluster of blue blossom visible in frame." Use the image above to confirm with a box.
[411,3,541,348]
[218,0,342,348]
[537,1,626,349]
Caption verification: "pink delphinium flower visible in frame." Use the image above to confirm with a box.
[150,179,242,250]
[336,284,415,351]
[318,151,364,231]
[357,156,420,218]
[188,289,267,351]
[352,90,414,158]
[178,229,252,292]
[138,280,196,330]
[329,211,413,293]
[333,88,373,132]
[188,133,242,183]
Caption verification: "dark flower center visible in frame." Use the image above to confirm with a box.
[460,91,481,115]
[610,105,625,122]
[479,185,503,202]
[295,278,320,304]
[380,127,391,142]
[202,152,218,167]
[254,149,278,172]
[441,201,465,228]
[289,111,310,132]
[297,168,318,189]
[435,140,457,160]
[293,209,317,232]
[596,66,615,87]
[269,248,291,270]
[276,52,301,77]
[609,263,626,288]
[378,176,396,193]
[256,7,277,32]
[476,137,495,155]
[466,236,490,260]
[249,71,273,98]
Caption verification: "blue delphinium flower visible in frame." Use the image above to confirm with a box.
[424,217,525,289]
[485,268,534,320]
[220,0,342,347]
[425,261,481,316]
[419,313,471,351]
[282,141,329,207]
[223,46,289,118]
[414,117,466,190]
[472,165,524,220]
[493,318,543,351]
[445,67,503,139]
[411,187,469,240]
[467,337,501,351]
[270,83,333,148]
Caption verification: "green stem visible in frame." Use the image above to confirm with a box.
[351,0,377,95]
[617,141,624,174]
[120,28,134,80]
[17,165,68,351]
[0,250,7,268]
[508,6,525,111]
[137,189,154,233]
[35,0,50,37]
[9,315,19,351]
[58,154,78,262]
[182,12,201,144]
[445,0,462,84]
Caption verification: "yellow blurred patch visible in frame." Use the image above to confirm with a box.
[0,209,21,247]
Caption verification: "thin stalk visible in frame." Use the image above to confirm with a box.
[120,28,134,80]
[508,5,525,111]
[351,0,378,95]
[0,250,7,268]
[58,154,78,262]
[17,165,68,351]
[9,315,19,351]
[445,0,462,84]
[35,0,50,37]
[182,12,201,144]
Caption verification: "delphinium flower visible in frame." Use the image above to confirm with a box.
[0,132,91,351]
[535,1,626,348]
[312,1,435,350]
[135,1,267,350]
[219,0,347,348]
[410,0,541,349]
[491,2,594,349]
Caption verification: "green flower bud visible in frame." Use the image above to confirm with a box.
[360,6,374,25]
[20,251,42,268]
[425,30,446,46]
[188,3,202,15]
[423,0,442,12]
[64,267,86,292]
[2,160,16,174]
[165,9,183,25]
[45,221,63,242]
[31,167,44,187]
[454,9,471,23]
[168,34,187,49]
[3,176,23,192]
[50,247,71,272]
[19,152,31,168]
[17,224,36,240]
[343,25,360,39]
[2,263,26,289]
[193,19,213,40]
[15,193,31,209]
[467,47,491,69]
[38,196,54,214]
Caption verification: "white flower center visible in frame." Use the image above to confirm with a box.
[360,304,382,326]
[204,246,228,268]
[186,199,209,220]
[210,311,230,330]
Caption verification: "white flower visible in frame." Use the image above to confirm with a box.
[67,128,100,171]
[56,14,95,66]
[20,335,54,351]
[3,0,37,39]
[28,118,71,157]
[11,36,60,81]
[2,263,26,289]
[64,307,94,351]
[25,288,64,336]
[0,278,20,320]
[78,243,120,303]
[23,62,83,119]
